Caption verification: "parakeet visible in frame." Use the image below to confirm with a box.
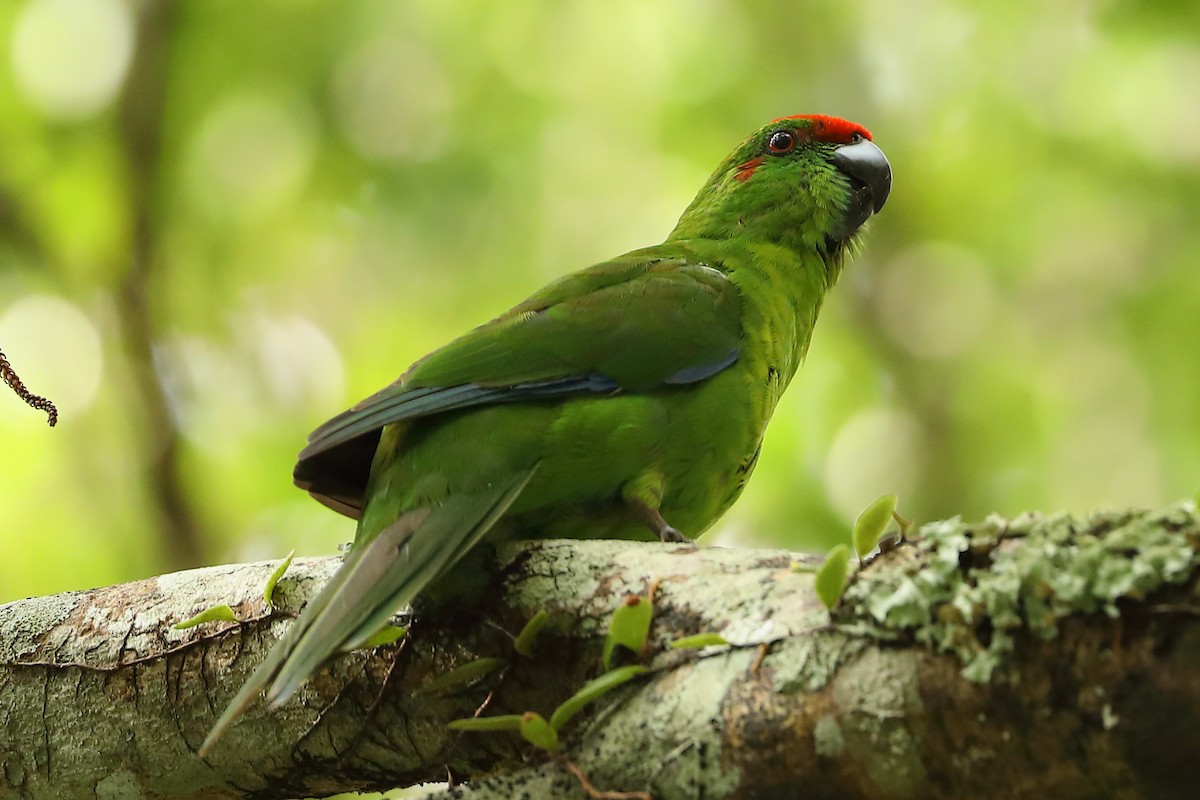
[199,114,890,755]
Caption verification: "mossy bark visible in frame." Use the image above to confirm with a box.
[1,506,1198,799]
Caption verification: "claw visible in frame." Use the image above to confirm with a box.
[622,472,695,544]
[629,501,694,544]
[656,524,693,545]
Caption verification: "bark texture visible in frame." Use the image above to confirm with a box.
[1,505,1198,800]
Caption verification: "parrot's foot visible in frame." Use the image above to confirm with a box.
[623,473,695,544]
[631,502,694,545]
[657,524,693,544]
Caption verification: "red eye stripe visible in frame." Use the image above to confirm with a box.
[735,158,764,182]
[771,114,872,144]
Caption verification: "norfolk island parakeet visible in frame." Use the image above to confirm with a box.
[200,114,891,755]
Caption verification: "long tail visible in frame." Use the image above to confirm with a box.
[198,465,536,757]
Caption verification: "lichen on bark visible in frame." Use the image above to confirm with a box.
[840,503,1200,682]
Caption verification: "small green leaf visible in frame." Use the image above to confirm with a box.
[814,545,852,610]
[263,549,296,607]
[518,711,559,752]
[448,714,524,732]
[357,624,407,649]
[513,609,549,657]
[417,657,505,694]
[853,493,898,561]
[668,633,729,650]
[172,604,236,630]
[602,594,653,670]
[449,710,561,752]
[549,665,650,732]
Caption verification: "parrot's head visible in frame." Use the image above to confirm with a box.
[669,114,891,263]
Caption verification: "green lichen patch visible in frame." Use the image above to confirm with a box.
[839,504,1200,682]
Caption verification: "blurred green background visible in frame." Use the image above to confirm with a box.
[2,0,1198,603]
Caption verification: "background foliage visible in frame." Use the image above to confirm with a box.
[2,0,1198,602]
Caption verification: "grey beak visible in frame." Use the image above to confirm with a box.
[832,138,892,212]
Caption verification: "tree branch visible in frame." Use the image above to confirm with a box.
[1,507,1198,799]
[112,0,206,570]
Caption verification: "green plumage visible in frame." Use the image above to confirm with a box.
[200,114,891,755]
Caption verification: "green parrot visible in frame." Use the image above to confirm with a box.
[199,113,890,755]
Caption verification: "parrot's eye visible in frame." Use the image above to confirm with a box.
[767,130,796,154]
[849,132,865,144]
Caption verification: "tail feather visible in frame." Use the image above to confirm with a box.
[198,464,536,757]
[338,467,536,654]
